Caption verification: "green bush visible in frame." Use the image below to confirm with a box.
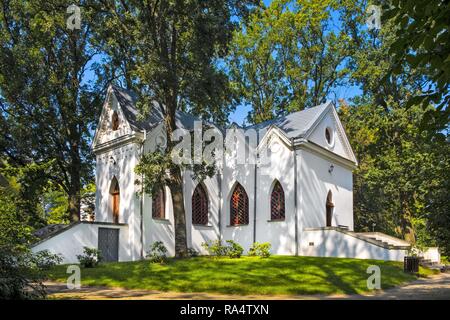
[202,240,244,258]
[77,247,102,268]
[187,247,199,257]
[31,250,63,269]
[146,241,168,263]
[225,240,244,259]
[201,240,228,257]
[248,242,272,258]
[0,247,49,299]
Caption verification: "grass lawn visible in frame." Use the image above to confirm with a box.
[46,256,436,296]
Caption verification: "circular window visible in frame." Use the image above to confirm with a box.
[325,127,334,147]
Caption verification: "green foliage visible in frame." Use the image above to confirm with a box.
[0,187,35,252]
[441,256,450,265]
[201,240,229,257]
[340,100,449,250]
[187,248,199,257]
[146,241,168,264]
[225,240,244,259]
[134,151,177,197]
[31,250,63,270]
[0,247,63,299]
[248,242,272,258]
[42,187,69,225]
[201,240,244,259]
[99,0,257,127]
[0,161,55,229]
[338,1,450,254]
[0,0,103,222]
[77,247,102,268]
[382,0,449,128]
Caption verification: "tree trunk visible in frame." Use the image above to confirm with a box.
[169,167,188,257]
[164,87,187,257]
[68,153,81,222]
[68,189,80,222]
[68,129,81,222]
[400,192,415,244]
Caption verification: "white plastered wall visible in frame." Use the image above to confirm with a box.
[255,132,296,254]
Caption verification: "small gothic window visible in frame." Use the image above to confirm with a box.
[192,184,208,225]
[112,111,119,131]
[230,183,249,226]
[325,127,332,145]
[270,181,285,220]
[152,188,165,219]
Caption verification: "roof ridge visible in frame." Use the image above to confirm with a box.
[245,102,330,131]
[110,84,330,139]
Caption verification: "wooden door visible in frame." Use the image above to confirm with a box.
[112,183,120,224]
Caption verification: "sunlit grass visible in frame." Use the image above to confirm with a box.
[46,256,431,295]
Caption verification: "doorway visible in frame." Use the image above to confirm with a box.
[98,228,119,262]
[326,190,334,227]
[110,177,120,224]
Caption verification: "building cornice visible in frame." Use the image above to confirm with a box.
[294,138,357,170]
[93,132,144,155]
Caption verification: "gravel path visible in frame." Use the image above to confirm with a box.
[45,272,450,300]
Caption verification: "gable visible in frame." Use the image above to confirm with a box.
[92,88,135,150]
[305,106,357,164]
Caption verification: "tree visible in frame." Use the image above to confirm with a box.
[99,0,258,257]
[340,0,450,244]
[0,0,104,222]
[0,186,35,252]
[229,0,352,124]
[340,99,449,247]
[0,161,55,230]
[382,0,449,129]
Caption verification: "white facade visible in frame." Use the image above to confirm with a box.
[32,85,411,262]
[32,222,129,263]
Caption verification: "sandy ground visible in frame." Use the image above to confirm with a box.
[45,272,450,300]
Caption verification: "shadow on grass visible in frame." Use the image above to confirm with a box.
[46,256,417,296]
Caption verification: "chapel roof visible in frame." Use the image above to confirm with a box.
[111,85,332,140]
[245,101,331,140]
[111,85,207,132]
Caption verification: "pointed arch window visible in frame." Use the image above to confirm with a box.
[110,177,120,224]
[230,183,249,226]
[270,180,285,221]
[326,190,334,227]
[112,111,119,131]
[192,184,208,225]
[152,188,165,219]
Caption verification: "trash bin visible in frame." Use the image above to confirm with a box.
[404,256,420,273]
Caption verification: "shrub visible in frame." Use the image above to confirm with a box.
[248,242,272,258]
[225,240,244,259]
[187,247,199,257]
[0,247,47,299]
[202,240,245,258]
[76,247,102,268]
[31,250,63,270]
[201,240,228,257]
[146,241,168,263]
